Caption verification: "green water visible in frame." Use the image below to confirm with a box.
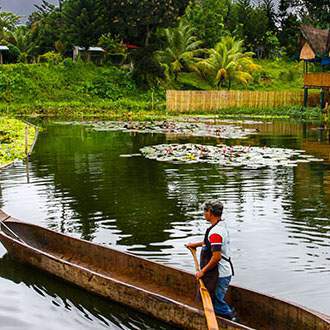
[0,120,329,329]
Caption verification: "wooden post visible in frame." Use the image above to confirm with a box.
[25,126,29,156]
[320,89,325,109]
[303,88,308,107]
[151,89,154,111]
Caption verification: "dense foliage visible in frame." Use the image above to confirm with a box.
[0,0,328,62]
[0,0,328,90]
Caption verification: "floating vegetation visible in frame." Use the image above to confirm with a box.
[140,144,324,168]
[173,116,271,125]
[88,121,257,139]
[0,118,37,167]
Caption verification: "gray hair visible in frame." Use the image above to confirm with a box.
[203,199,223,217]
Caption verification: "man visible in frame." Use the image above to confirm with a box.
[185,199,236,321]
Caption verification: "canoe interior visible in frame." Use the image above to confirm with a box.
[0,217,329,330]
[1,220,199,307]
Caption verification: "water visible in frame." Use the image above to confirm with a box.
[0,119,329,329]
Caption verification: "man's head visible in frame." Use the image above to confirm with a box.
[203,199,223,222]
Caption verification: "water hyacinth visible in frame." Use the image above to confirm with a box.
[88,120,257,139]
[140,144,324,168]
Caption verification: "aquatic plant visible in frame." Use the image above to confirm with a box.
[0,118,36,166]
[140,143,323,168]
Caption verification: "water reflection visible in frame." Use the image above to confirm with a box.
[0,120,329,328]
[0,252,172,330]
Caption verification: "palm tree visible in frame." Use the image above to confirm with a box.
[6,26,35,63]
[195,36,260,89]
[0,11,20,41]
[156,20,205,81]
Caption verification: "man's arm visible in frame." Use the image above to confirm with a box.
[185,241,204,249]
[196,251,221,279]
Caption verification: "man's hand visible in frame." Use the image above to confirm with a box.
[185,243,196,250]
[195,270,205,279]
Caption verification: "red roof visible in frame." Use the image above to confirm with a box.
[125,43,140,49]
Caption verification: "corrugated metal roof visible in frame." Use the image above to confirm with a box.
[88,47,105,52]
[0,46,9,51]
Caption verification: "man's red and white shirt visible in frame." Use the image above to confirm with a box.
[205,220,232,277]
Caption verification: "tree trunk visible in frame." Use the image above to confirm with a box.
[145,25,151,47]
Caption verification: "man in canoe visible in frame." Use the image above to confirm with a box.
[186,199,236,321]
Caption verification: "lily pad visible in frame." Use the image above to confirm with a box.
[140,143,324,169]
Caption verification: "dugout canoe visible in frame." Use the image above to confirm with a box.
[0,210,329,330]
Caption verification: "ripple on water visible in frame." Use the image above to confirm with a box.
[0,124,330,324]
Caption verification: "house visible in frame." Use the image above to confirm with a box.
[299,25,330,108]
[73,46,106,64]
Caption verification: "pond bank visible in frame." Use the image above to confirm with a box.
[0,102,326,122]
[0,118,38,168]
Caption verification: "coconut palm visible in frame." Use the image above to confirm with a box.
[156,20,205,81]
[0,12,20,41]
[6,26,36,63]
[195,36,260,89]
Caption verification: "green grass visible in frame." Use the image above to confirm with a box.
[249,60,304,91]
[0,61,165,107]
[0,61,324,121]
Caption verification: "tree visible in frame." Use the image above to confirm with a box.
[298,0,330,29]
[194,36,260,89]
[184,0,231,47]
[156,20,204,81]
[260,0,277,32]
[61,0,103,48]
[0,11,20,41]
[29,1,63,56]
[7,26,35,62]
[229,0,276,58]
[278,0,300,58]
[97,0,189,46]
[280,0,329,29]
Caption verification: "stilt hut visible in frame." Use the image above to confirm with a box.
[299,25,330,108]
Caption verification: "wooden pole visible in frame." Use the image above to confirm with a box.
[151,89,154,111]
[188,248,219,330]
[25,126,29,156]
[320,89,325,109]
[304,88,308,108]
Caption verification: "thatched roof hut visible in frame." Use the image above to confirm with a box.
[300,25,330,63]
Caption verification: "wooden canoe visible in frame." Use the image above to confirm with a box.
[0,210,329,330]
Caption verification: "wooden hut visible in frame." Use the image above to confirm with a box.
[73,46,106,64]
[299,25,330,108]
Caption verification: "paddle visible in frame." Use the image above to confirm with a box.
[187,247,219,330]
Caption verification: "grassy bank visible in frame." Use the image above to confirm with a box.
[0,61,324,121]
[0,61,164,111]
[0,118,36,167]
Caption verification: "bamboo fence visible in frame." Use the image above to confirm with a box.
[166,90,317,112]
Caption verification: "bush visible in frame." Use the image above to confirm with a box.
[130,46,165,88]
[38,51,63,64]
[4,44,21,63]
